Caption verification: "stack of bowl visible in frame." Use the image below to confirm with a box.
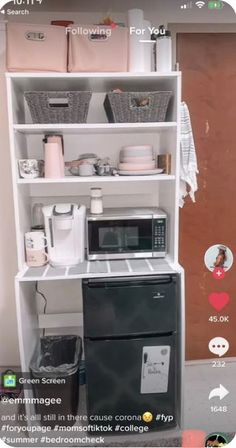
[118,145,157,175]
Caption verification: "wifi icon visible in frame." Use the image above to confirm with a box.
[195,1,206,7]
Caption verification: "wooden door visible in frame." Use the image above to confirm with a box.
[177,33,236,360]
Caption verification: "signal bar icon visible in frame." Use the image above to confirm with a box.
[181,1,193,8]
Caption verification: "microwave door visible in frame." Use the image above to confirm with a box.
[101,228,122,250]
[124,226,139,249]
[88,218,153,260]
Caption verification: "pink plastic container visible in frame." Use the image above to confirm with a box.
[44,143,64,178]
[68,25,128,72]
[6,22,67,72]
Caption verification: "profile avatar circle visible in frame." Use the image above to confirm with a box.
[205,432,229,447]
[204,245,233,273]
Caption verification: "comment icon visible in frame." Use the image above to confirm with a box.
[208,337,229,357]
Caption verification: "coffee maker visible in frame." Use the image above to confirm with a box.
[43,203,86,267]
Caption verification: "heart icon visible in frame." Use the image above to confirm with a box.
[208,293,229,311]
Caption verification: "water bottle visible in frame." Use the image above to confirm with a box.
[156,26,172,72]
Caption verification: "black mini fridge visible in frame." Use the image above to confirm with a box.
[83,275,180,432]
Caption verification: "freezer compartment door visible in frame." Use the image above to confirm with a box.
[83,275,179,338]
[85,334,177,432]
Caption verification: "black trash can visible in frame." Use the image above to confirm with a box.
[30,335,82,427]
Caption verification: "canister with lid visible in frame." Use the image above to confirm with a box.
[90,188,103,215]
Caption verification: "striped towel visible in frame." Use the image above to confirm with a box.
[180,102,199,207]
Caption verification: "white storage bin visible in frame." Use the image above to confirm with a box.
[6,22,67,72]
[68,25,128,72]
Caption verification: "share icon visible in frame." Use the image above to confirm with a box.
[208,384,229,400]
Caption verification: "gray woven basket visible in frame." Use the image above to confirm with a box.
[25,91,92,124]
[104,91,172,123]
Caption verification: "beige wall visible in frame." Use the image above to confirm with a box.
[0,21,19,366]
[0,0,235,367]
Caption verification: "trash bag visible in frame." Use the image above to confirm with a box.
[29,335,82,426]
[30,335,82,376]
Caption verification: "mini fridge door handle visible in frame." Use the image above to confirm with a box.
[84,275,175,288]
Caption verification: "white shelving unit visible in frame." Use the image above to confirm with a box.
[13,122,178,133]
[6,71,185,430]
[17,174,176,184]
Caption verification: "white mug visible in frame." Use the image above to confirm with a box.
[78,163,95,177]
[25,231,48,267]
[25,231,47,250]
[18,159,44,179]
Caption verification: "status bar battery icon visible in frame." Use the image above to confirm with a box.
[208,1,224,8]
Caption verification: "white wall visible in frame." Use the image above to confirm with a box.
[0,0,235,366]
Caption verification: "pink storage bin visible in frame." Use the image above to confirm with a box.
[6,22,67,72]
[68,25,128,72]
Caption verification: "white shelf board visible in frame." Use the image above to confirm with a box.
[13,122,177,134]
[17,258,179,282]
[7,71,180,95]
[17,174,176,184]
[7,72,181,79]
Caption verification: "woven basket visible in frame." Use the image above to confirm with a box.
[25,91,92,124]
[104,91,172,123]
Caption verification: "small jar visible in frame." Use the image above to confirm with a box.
[90,188,103,215]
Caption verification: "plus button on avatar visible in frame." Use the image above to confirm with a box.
[213,267,225,280]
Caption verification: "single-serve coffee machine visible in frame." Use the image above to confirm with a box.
[43,203,86,267]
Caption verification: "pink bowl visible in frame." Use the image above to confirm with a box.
[121,145,153,151]
[118,161,156,171]
[120,156,154,164]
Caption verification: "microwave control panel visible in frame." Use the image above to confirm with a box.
[153,219,166,252]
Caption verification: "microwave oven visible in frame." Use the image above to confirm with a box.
[87,207,167,261]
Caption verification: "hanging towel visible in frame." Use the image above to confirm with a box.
[180,101,199,207]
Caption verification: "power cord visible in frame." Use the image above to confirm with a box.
[35,281,47,337]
